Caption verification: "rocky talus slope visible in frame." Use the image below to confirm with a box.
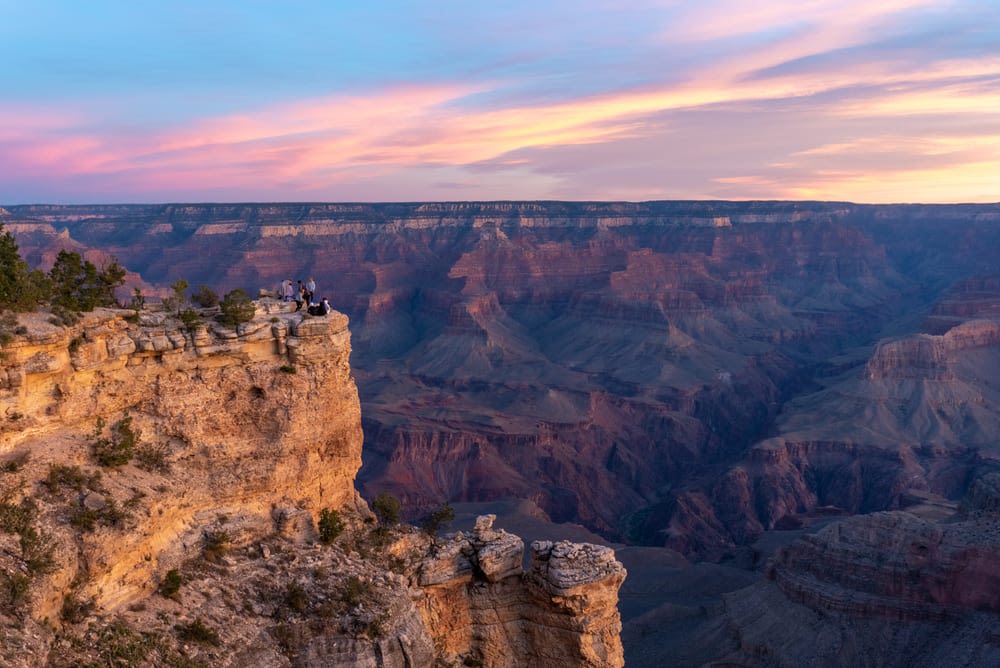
[0,304,625,667]
[692,481,1000,668]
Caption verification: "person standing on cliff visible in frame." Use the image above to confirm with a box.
[306,277,316,305]
[295,281,306,311]
[283,279,295,302]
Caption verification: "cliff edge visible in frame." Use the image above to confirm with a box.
[0,304,626,667]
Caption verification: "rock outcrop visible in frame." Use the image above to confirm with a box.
[0,303,366,617]
[0,305,627,667]
[415,515,627,668]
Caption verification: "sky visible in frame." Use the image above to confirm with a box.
[1,1,999,204]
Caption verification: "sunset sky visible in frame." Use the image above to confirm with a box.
[2,1,998,204]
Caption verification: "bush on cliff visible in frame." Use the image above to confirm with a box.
[318,508,345,544]
[91,416,139,467]
[49,250,125,312]
[191,284,219,308]
[0,223,48,312]
[371,492,401,526]
[218,289,255,327]
[421,503,455,539]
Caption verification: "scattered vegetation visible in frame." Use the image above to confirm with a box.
[218,288,255,327]
[178,308,202,333]
[49,303,81,327]
[371,492,401,526]
[317,508,345,544]
[174,618,221,646]
[68,494,130,532]
[0,312,20,347]
[94,620,160,665]
[159,569,184,600]
[191,284,219,308]
[202,530,232,563]
[49,249,126,312]
[44,463,103,495]
[135,442,171,473]
[278,364,296,374]
[1,451,29,473]
[0,484,57,607]
[0,223,49,312]
[339,575,372,608]
[163,278,189,316]
[285,580,309,612]
[421,502,455,539]
[20,524,57,574]
[91,415,140,467]
[0,571,30,610]
[61,591,96,624]
[0,222,125,315]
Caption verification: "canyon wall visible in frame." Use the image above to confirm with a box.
[5,201,1000,559]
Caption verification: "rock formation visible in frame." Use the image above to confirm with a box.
[6,201,1000,558]
[414,514,626,667]
[0,304,626,667]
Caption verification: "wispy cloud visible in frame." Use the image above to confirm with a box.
[1,1,998,202]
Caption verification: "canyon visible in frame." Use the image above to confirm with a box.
[4,200,1000,665]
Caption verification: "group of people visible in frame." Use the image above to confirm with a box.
[280,277,331,315]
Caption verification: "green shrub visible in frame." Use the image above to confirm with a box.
[130,287,145,313]
[317,508,344,544]
[68,495,130,532]
[92,416,139,467]
[95,620,159,665]
[135,442,171,473]
[174,618,220,646]
[421,503,455,539]
[20,525,56,574]
[1,451,28,472]
[0,223,49,312]
[191,285,219,308]
[49,250,124,312]
[285,581,308,612]
[218,289,255,327]
[61,591,95,623]
[49,304,80,327]
[44,463,102,494]
[278,364,296,374]
[159,569,183,599]
[371,492,401,526]
[1,571,31,610]
[178,308,201,333]
[164,279,189,316]
[202,530,231,563]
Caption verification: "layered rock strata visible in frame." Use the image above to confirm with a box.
[8,202,1000,556]
[415,515,627,668]
[0,304,366,617]
[0,306,627,667]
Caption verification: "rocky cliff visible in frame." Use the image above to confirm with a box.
[0,304,626,667]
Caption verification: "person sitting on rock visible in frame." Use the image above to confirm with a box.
[307,297,332,316]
